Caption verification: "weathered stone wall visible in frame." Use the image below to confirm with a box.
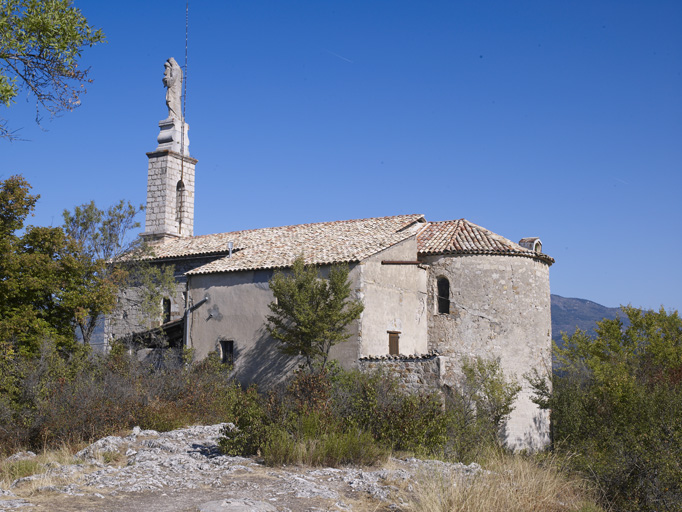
[144,150,196,240]
[423,253,552,450]
[358,354,442,393]
[104,257,217,346]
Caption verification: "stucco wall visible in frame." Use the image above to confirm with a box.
[105,264,191,344]
[357,237,428,357]
[423,253,552,450]
[185,264,363,388]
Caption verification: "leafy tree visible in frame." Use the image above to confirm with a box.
[0,0,105,139]
[0,175,83,354]
[0,176,174,355]
[62,200,176,346]
[266,257,364,371]
[530,306,682,512]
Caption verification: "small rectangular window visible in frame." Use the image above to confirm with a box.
[388,331,400,355]
[219,339,234,364]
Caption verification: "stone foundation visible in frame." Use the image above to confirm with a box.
[358,352,444,393]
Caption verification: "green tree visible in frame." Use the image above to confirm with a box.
[530,306,682,512]
[0,0,105,139]
[62,200,176,346]
[0,175,84,354]
[0,175,174,354]
[266,257,364,371]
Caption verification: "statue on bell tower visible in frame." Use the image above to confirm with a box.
[163,57,183,120]
[143,57,196,241]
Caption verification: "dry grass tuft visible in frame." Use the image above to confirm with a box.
[0,443,84,491]
[406,451,603,512]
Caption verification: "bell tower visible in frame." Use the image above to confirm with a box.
[142,57,197,242]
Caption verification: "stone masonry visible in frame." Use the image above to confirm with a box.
[143,150,197,241]
[423,253,552,450]
[358,353,443,393]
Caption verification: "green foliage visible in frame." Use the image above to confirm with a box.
[266,256,364,371]
[218,385,269,457]
[0,0,105,139]
[440,357,521,462]
[0,344,237,453]
[63,199,176,345]
[531,306,682,512]
[328,368,449,455]
[217,363,516,465]
[0,176,89,355]
[0,176,172,355]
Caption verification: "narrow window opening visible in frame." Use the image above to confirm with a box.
[219,339,234,364]
[437,277,450,314]
[176,180,185,232]
[388,331,400,355]
[162,298,171,324]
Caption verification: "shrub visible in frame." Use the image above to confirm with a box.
[531,306,682,512]
[218,385,269,457]
[443,356,521,462]
[0,343,239,453]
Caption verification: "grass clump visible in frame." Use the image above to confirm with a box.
[0,458,41,485]
[408,450,603,512]
[263,426,385,467]
[0,444,79,489]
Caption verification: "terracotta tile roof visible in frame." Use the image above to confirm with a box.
[417,219,555,264]
[145,214,427,274]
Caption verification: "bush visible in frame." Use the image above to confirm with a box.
[444,357,521,462]
[328,367,450,455]
[531,306,682,512]
[218,367,451,462]
[217,362,516,464]
[0,344,237,453]
[218,385,269,457]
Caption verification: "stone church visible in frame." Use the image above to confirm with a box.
[110,59,555,450]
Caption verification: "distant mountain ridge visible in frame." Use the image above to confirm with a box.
[551,294,628,343]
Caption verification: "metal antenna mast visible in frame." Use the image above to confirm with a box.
[182,0,189,136]
[178,0,189,233]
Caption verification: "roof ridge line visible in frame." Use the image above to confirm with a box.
[174,213,426,241]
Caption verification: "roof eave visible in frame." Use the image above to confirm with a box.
[418,249,555,265]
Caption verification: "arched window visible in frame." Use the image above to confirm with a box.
[176,180,185,232]
[437,277,450,314]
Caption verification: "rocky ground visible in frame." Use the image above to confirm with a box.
[0,424,482,512]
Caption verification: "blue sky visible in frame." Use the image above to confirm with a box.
[2,1,681,312]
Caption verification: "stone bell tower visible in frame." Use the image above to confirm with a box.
[142,57,197,241]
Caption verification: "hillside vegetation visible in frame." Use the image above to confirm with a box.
[533,306,682,512]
